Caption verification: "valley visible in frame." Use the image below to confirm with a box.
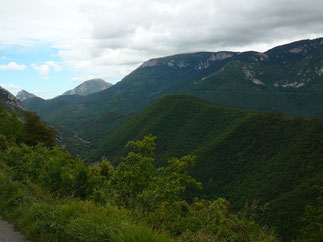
[0,37,322,241]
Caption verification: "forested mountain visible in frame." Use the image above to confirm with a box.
[22,38,323,158]
[63,78,112,96]
[91,94,323,240]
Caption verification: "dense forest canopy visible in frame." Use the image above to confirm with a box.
[0,105,284,241]
[0,101,322,241]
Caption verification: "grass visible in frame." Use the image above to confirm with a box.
[0,168,171,242]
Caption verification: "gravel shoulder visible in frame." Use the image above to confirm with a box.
[0,216,29,242]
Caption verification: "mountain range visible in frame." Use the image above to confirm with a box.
[22,37,323,158]
[15,78,113,103]
[1,37,323,241]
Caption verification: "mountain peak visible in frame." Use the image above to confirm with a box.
[16,89,37,102]
[84,78,106,83]
[63,78,112,96]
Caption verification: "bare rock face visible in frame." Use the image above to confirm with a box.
[63,78,112,96]
[16,90,37,102]
[0,86,25,112]
[140,59,158,67]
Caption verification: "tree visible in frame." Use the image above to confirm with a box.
[23,111,56,147]
[111,134,156,206]
[110,134,201,212]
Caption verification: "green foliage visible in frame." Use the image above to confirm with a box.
[23,110,56,147]
[297,185,323,241]
[176,198,278,242]
[89,157,114,179]
[0,105,24,144]
[0,134,8,150]
[0,169,170,242]
[106,135,275,241]
[0,122,278,241]
[111,135,157,206]
[149,155,202,205]
[0,106,56,148]
[1,144,98,198]
[110,134,201,211]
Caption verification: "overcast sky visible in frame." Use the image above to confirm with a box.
[0,0,322,98]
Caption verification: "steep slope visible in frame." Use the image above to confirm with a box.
[16,90,37,102]
[0,86,25,112]
[92,94,323,240]
[63,78,112,96]
[23,38,323,157]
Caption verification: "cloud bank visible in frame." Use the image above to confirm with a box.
[1,0,323,82]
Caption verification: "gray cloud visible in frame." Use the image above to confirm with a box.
[1,0,322,82]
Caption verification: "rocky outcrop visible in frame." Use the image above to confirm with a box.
[0,86,25,112]
[16,90,37,102]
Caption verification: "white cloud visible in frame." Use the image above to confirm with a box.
[31,61,61,76]
[0,83,20,89]
[45,61,62,71]
[0,62,26,71]
[0,0,323,82]
[31,63,50,75]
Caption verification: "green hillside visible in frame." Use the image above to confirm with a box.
[23,38,323,158]
[0,105,279,241]
[91,94,323,240]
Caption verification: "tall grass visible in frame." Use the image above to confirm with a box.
[0,168,171,242]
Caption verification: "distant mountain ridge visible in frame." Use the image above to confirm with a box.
[0,86,25,112]
[16,90,37,102]
[63,78,112,96]
[22,37,323,157]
